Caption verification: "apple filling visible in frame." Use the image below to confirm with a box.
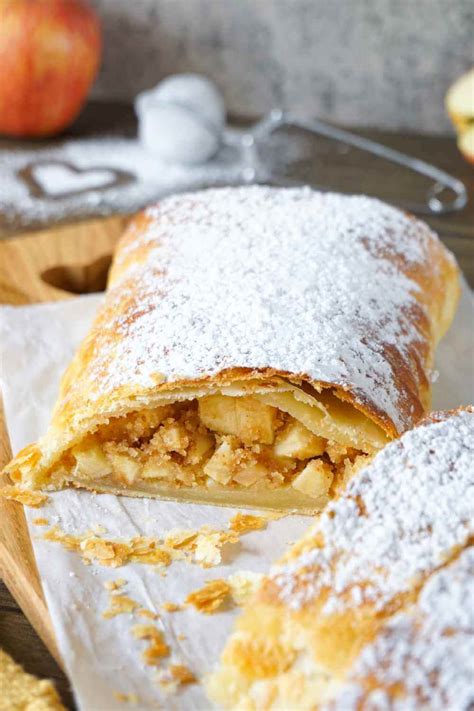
[59,393,372,510]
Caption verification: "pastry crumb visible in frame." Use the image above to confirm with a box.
[185,579,231,614]
[1,485,48,507]
[164,529,198,550]
[80,537,132,567]
[161,602,182,613]
[137,607,159,620]
[170,664,196,684]
[193,528,239,567]
[131,623,160,640]
[104,578,127,591]
[177,633,186,641]
[103,593,140,618]
[184,572,262,613]
[228,512,268,533]
[128,537,172,566]
[33,516,49,526]
[156,663,196,693]
[228,571,264,606]
[113,691,139,704]
[132,625,169,665]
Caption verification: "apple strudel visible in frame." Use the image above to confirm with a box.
[4,187,460,511]
[206,407,474,709]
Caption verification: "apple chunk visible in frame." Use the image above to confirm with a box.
[106,450,141,485]
[274,419,326,459]
[72,440,112,479]
[291,459,333,499]
[199,395,277,444]
[187,431,214,465]
[203,438,235,484]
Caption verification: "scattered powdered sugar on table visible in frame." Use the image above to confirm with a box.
[71,185,448,435]
[0,130,309,230]
[0,137,243,228]
[272,408,473,613]
[329,546,474,711]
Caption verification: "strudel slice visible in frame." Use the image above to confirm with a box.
[206,407,474,709]
[4,187,459,511]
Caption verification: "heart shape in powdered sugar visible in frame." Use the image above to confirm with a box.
[18,160,135,200]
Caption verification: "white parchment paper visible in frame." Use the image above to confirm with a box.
[0,282,473,711]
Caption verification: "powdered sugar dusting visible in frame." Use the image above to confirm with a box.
[72,186,448,434]
[272,408,473,613]
[329,547,474,710]
[0,137,245,230]
[0,130,310,232]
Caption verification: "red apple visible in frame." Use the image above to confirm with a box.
[0,0,101,137]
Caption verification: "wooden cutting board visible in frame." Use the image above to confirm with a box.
[0,214,129,667]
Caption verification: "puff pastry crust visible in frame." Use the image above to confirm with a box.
[206,407,474,710]
[4,187,459,511]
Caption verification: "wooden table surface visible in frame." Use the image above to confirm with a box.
[0,102,472,710]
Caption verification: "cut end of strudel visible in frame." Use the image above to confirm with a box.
[206,407,474,710]
[5,187,460,512]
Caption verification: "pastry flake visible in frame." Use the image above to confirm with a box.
[131,625,170,666]
[102,593,140,619]
[156,663,197,694]
[104,578,127,591]
[32,516,50,526]
[3,187,459,512]
[192,528,239,568]
[137,608,159,620]
[185,579,231,614]
[161,602,182,613]
[0,484,48,507]
[167,664,196,685]
[228,512,268,533]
